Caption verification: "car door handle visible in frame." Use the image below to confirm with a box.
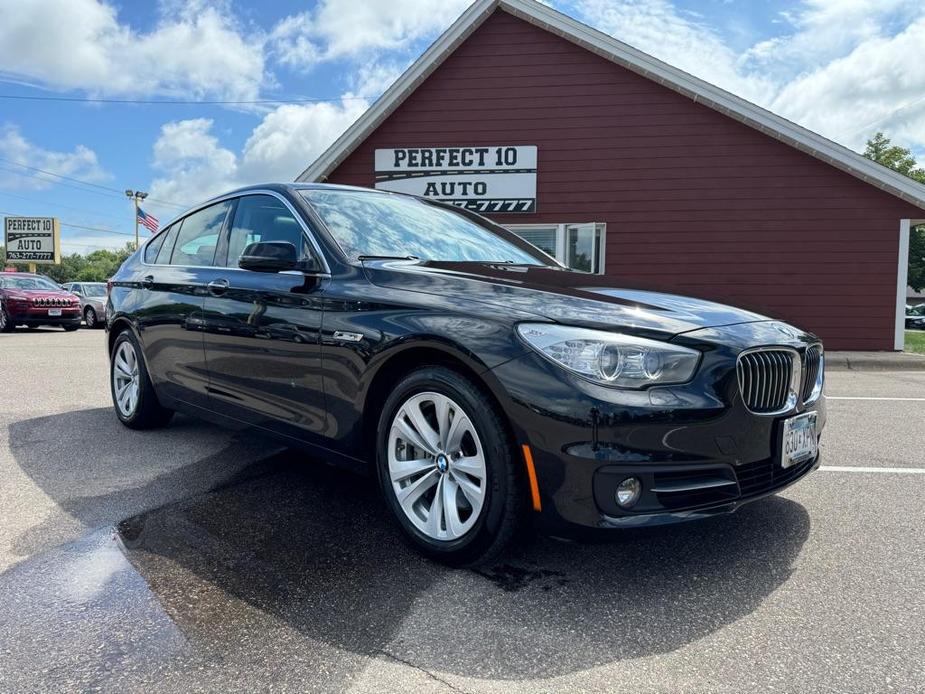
[141,275,154,289]
[208,279,230,296]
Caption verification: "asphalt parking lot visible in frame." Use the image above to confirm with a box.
[1,329,923,693]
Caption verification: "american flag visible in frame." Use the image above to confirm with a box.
[137,207,159,233]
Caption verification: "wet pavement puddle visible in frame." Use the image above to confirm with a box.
[0,453,811,689]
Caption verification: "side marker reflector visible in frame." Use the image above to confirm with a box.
[521,444,542,512]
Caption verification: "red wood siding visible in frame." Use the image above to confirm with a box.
[325,9,925,350]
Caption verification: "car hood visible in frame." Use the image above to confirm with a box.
[6,290,76,301]
[363,260,771,338]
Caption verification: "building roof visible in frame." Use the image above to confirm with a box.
[296,0,925,212]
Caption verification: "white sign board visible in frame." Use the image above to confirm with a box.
[375,146,537,213]
[3,217,61,264]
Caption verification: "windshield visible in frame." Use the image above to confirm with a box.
[300,189,552,265]
[83,283,107,297]
[0,275,61,291]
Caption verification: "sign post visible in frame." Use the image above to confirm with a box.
[374,145,538,213]
[3,217,61,268]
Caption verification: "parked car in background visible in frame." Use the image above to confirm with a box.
[63,282,108,328]
[906,303,925,329]
[0,273,81,332]
[106,183,826,565]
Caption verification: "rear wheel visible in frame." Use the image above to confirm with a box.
[377,366,524,566]
[110,330,173,429]
[85,306,98,328]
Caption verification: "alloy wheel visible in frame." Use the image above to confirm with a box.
[112,340,140,417]
[86,307,96,328]
[387,391,488,542]
[0,306,6,331]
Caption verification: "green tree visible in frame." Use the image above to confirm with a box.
[863,132,925,183]
[863,132,925,291]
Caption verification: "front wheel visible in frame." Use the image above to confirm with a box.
[376,366,524,566]
[85,306,98,328]
[110,330,173,429]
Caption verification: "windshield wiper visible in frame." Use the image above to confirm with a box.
[357,254,420,261]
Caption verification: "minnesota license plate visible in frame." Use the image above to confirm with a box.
[781,412,818,468]
[48,308,62,317]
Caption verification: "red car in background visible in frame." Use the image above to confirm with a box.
[0,272,81,332]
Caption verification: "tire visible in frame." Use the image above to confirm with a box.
[376,366,524,566]
[0,303,12,333]
[110,329,173,429]
[85,306,98,329]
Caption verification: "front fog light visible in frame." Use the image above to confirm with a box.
[615,477,642,509]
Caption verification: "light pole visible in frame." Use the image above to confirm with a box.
[125,189,148,250]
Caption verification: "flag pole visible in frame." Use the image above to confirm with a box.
[134,196,139,250]
[125,189,148,251]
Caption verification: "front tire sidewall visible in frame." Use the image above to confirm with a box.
[376,368,516,566]
[85,307,97,328]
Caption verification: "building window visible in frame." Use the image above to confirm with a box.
[507,223,605,273]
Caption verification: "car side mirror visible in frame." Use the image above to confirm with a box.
[238,242,299,273]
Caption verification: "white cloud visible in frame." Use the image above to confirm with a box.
[0,124,108,191]
[149,119,238,207]
[270,0,473,69]
[270,13,321,70]
[240,99,369,181]
[0,0,267,100]
[766,8,925,149]
[742,0,923,79]
[147,97,368,214]
[568,0,925,153]
[349,61,410,99]
[571,0,775,104]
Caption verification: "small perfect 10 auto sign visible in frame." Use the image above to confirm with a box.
[4,217,61,265]
[374,146,537,213]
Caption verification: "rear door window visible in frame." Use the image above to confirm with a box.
[168,202,232,267]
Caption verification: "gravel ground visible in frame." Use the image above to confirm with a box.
[1,328,923,693]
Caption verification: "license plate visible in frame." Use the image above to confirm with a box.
[781,412,818,468]
[48,308,62,317]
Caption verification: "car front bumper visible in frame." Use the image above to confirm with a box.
[488,324,826,532]
[9,307,81,327]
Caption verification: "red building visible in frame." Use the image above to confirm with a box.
[298,0,925,351]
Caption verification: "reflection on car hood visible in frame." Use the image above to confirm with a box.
[363,260,772,338]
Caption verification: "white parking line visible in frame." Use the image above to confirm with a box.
[827,396,925,402]
[820,466,925,474]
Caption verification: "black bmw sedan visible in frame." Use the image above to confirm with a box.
[107,183,825,565]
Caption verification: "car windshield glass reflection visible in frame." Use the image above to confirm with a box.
[300,189,550,265]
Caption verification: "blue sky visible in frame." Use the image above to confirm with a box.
[1,0,924,254]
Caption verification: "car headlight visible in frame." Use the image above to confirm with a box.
[516,323,700,388]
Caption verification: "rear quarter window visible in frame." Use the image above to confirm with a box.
[145,229,168,264]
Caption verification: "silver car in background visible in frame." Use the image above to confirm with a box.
[63,282,107,328]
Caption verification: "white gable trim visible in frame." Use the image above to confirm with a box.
[296,0,925,211]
